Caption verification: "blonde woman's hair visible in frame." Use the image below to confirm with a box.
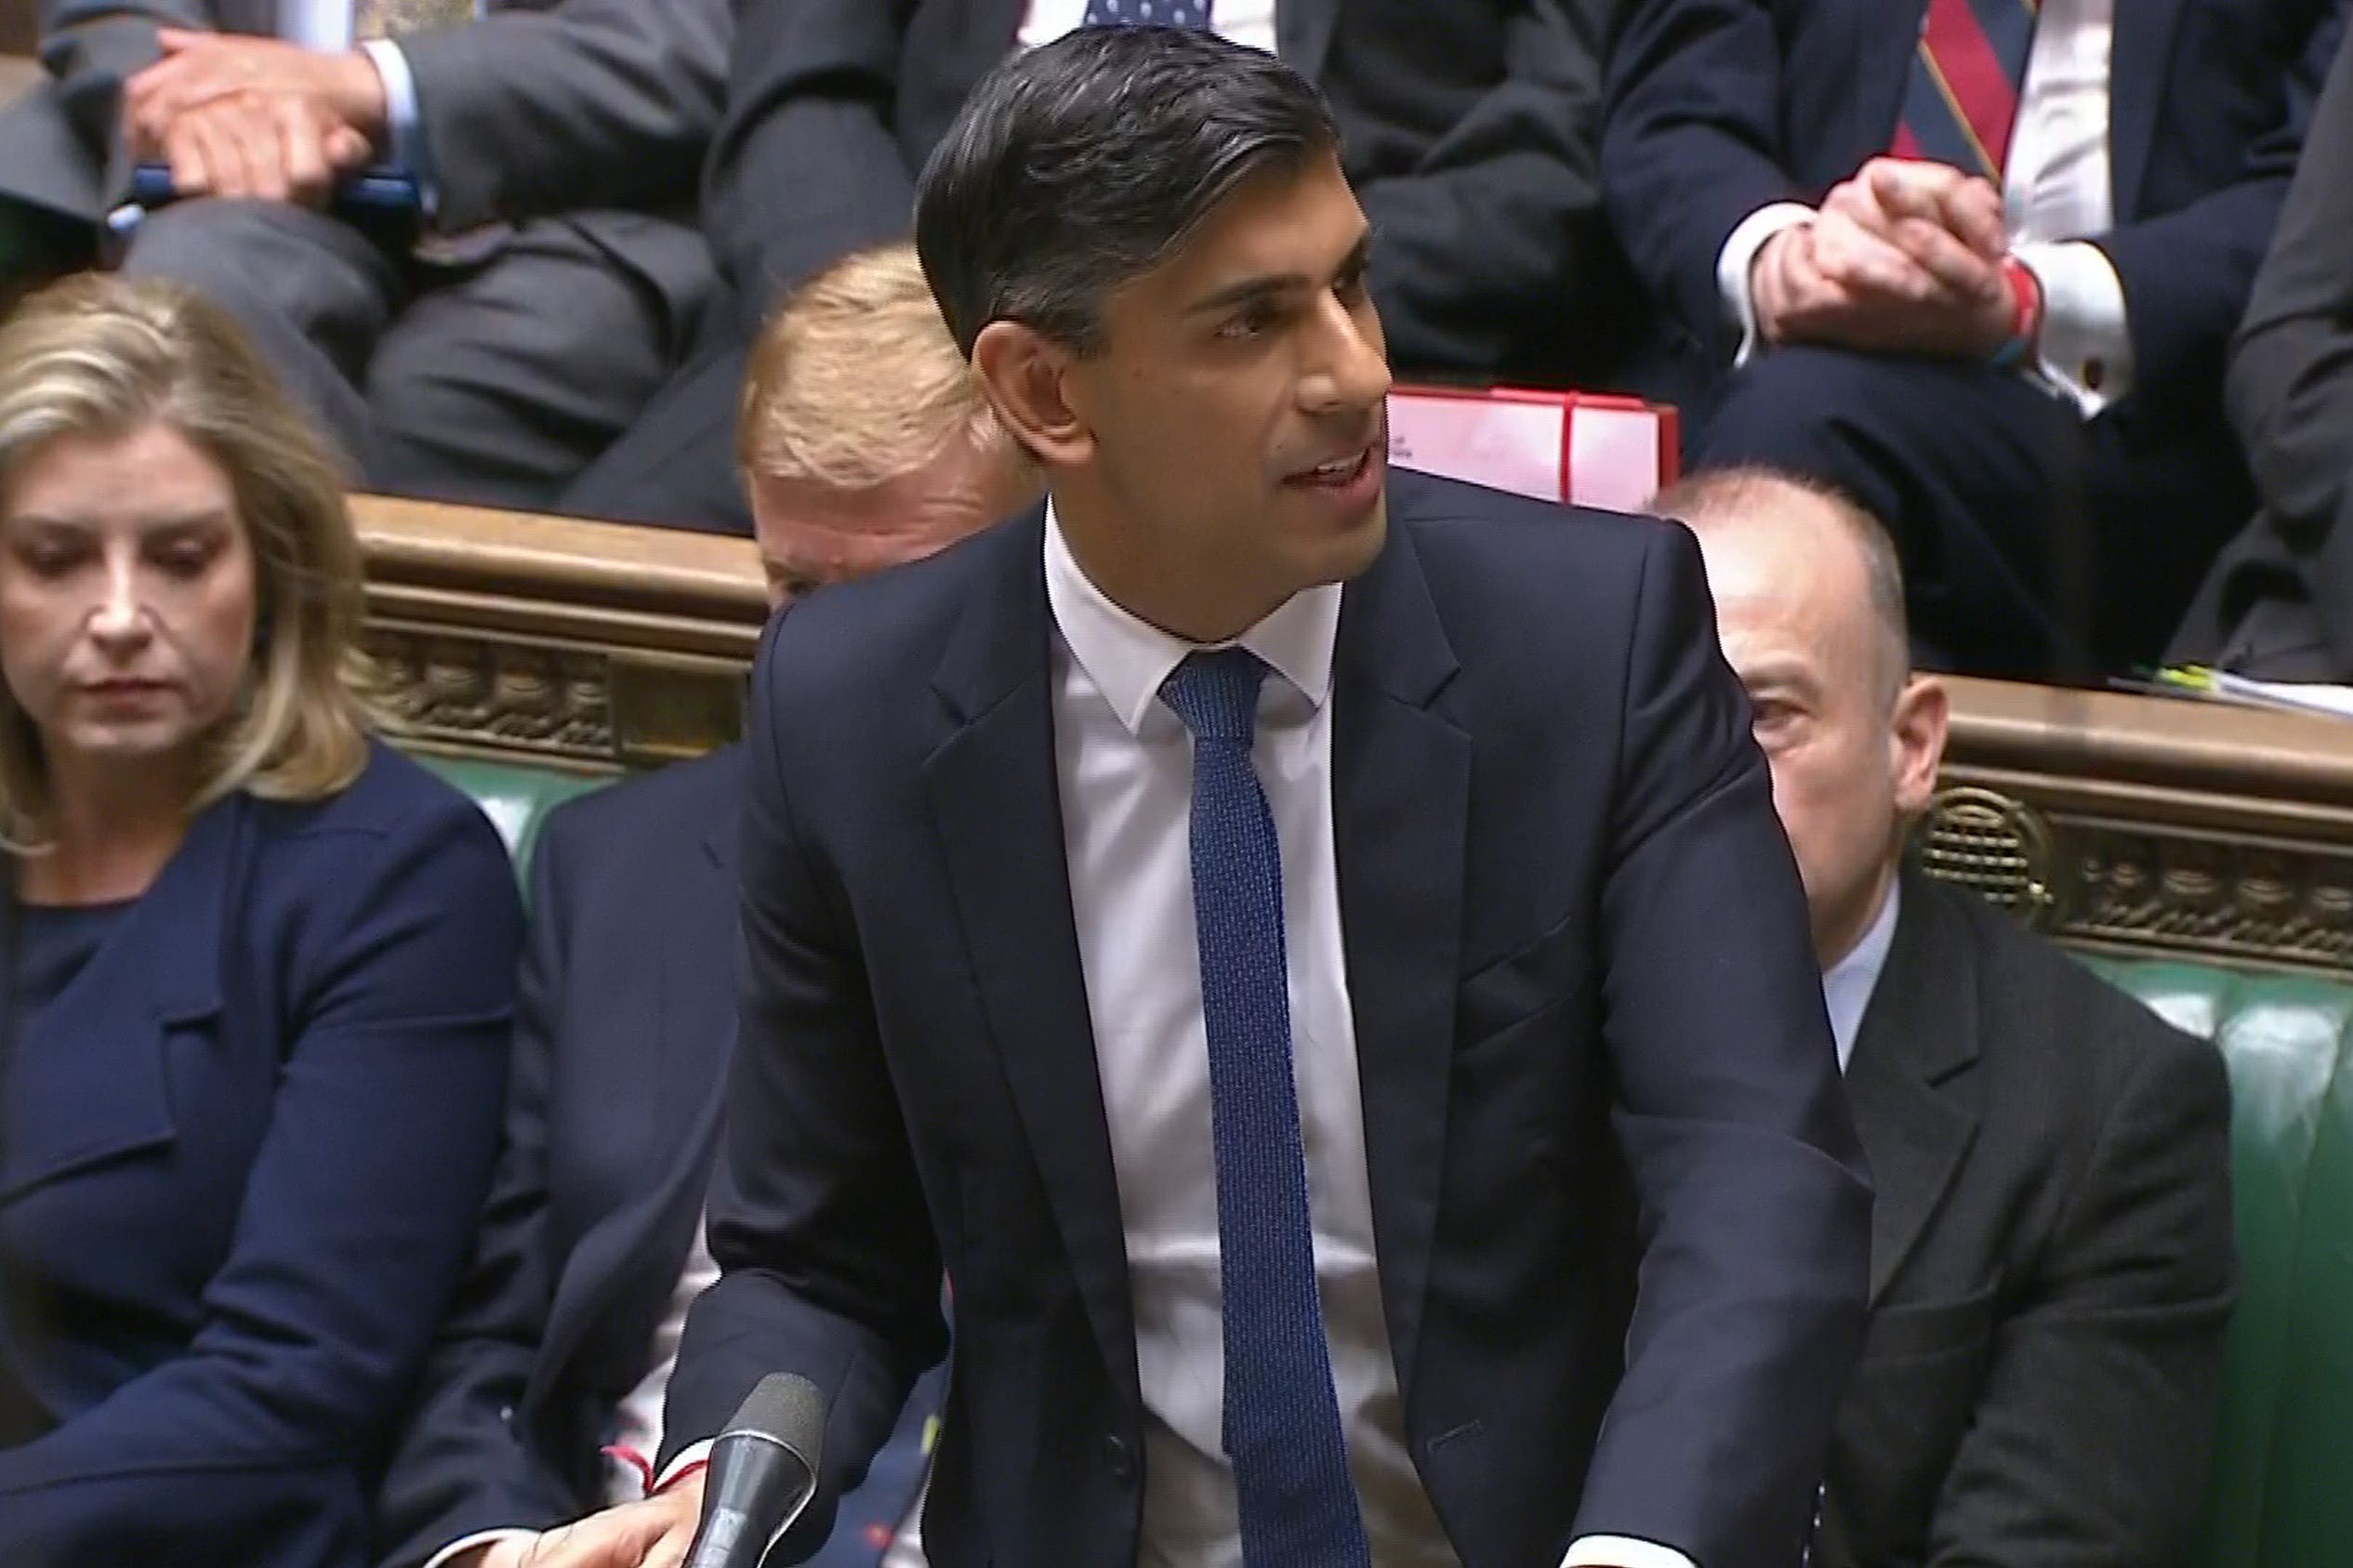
[738,240,1022,491]
[0,275,375,846]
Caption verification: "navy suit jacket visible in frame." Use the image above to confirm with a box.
[373,747,745,1566]
[1602,0,2347,415]
[661,470,1874,1568]
[0,743,521,1568]
[374,746,945,1568]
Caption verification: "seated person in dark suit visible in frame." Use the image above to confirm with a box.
[0,276,522,1568]
[1605,0,2346,676]
[374,241,1040,1568]
[2172,27,2353,679]
[0,0,728,510]
[560,0,1625,534]
[1658,467,2238,1567]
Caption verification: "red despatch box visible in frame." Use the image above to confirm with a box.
[1387,386,1682,513]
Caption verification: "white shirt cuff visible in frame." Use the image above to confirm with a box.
[1716,201,1818,365]
[658,1438,716,1488]
[422,1527,535,1568]
[357,38,433,204]
[2011,239,2133,417]
[1563,1534,1701,1568]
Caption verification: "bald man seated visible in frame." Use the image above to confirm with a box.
[1655,468,2237,1568]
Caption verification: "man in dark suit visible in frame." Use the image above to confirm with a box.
[522,32,1869,1568]
[0,0,727,508]
[371,241,1040,1568]
[2172,28,2353,677]
[1660,467,2237,1566]
[1604,0,2346,676]
[559,0,1625,534]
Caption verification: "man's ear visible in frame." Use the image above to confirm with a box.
[1889,673,1950,818]
[972,320,1092,472]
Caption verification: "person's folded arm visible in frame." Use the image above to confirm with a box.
[656,607,948,1558]
[1602,0,1810,364]
[698,0,927,339]
[0,798,521,1566]
[388,0,729,233]
[375,808,601,1568]
[1570,522,1874,1568]
[2227,25,2353,535]
[1923,1024,2236,1563]
[1352,0,1614,382]
[36,0,210,195]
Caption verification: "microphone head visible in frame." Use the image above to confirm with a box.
[725,1373,826,1474]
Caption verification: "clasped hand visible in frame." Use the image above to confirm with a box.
[1752,157,2019,360]
[122,29,387,205]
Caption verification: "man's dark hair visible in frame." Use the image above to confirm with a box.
[915,27,1342,359]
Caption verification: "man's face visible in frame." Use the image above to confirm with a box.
[748,431,1030,609]
[1698,506,1945,968]
[1045,150,1394,635]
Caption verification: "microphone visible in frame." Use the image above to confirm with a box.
[681,1373,828,1568]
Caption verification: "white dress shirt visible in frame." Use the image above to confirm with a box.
[1042,510,1694,1568]
[1020,0,1278,53]
[1717,0,2132,415]
[1822,878,1901,1073]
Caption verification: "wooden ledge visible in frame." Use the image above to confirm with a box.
[350,493,2353,973]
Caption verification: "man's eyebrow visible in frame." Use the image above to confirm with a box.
[1184,231,1374,317]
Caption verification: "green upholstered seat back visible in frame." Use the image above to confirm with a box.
[2090,959,2353,1568]
[414,753,609,892]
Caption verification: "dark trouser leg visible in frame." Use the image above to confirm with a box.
[120,196,401,469]
[363,221,701,510]
[554,338,753,534]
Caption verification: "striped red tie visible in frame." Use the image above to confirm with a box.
[1892,0,2039,179]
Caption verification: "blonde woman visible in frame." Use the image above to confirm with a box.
[0,276,522,1568]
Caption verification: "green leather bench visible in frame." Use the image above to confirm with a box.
[418,752,2353,1567]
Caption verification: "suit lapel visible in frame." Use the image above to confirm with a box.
[1330,521,1469,1403]
[2107,0,2186,220]
[0,795,237,1205]
[1277,0,1342,83]
[1843,872,1982,1303]
[923,513,1136,1392]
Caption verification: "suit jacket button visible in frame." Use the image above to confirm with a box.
[1102,1434,1135,1480]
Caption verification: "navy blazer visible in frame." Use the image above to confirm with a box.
[374,745,945,1568]
[373,747,743,1563]
[662,471,1873,1568]
[0,743,522,1568]
[1602,0,2347,412]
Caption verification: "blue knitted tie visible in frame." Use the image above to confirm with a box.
[1081,0,1213,28]
[1160,649,1373,1568]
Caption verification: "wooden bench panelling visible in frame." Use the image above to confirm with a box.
[355,494,2353,976]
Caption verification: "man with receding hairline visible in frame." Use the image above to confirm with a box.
[372,240,1032,1568]
[1659,465,2237,1568]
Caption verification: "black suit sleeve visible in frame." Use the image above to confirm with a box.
[699,0,925,337]
[1574,523,1874,1568]
[660,608,949,1553]
[2227,25,2353,544]
[1599,0,1805,362]
[1923,1024,2236,1565]
[1354,0,1616,381]
[372,811,592,1568]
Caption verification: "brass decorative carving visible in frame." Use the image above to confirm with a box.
[366,629,617,762]
[1918,787,2061,930]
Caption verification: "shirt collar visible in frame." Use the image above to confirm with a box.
[1042,500,1341,737]
[1822,875,1901,1074]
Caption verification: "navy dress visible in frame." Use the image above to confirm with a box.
[0,743,523,1568]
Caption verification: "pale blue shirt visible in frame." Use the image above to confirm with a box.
[276,0,473,199]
